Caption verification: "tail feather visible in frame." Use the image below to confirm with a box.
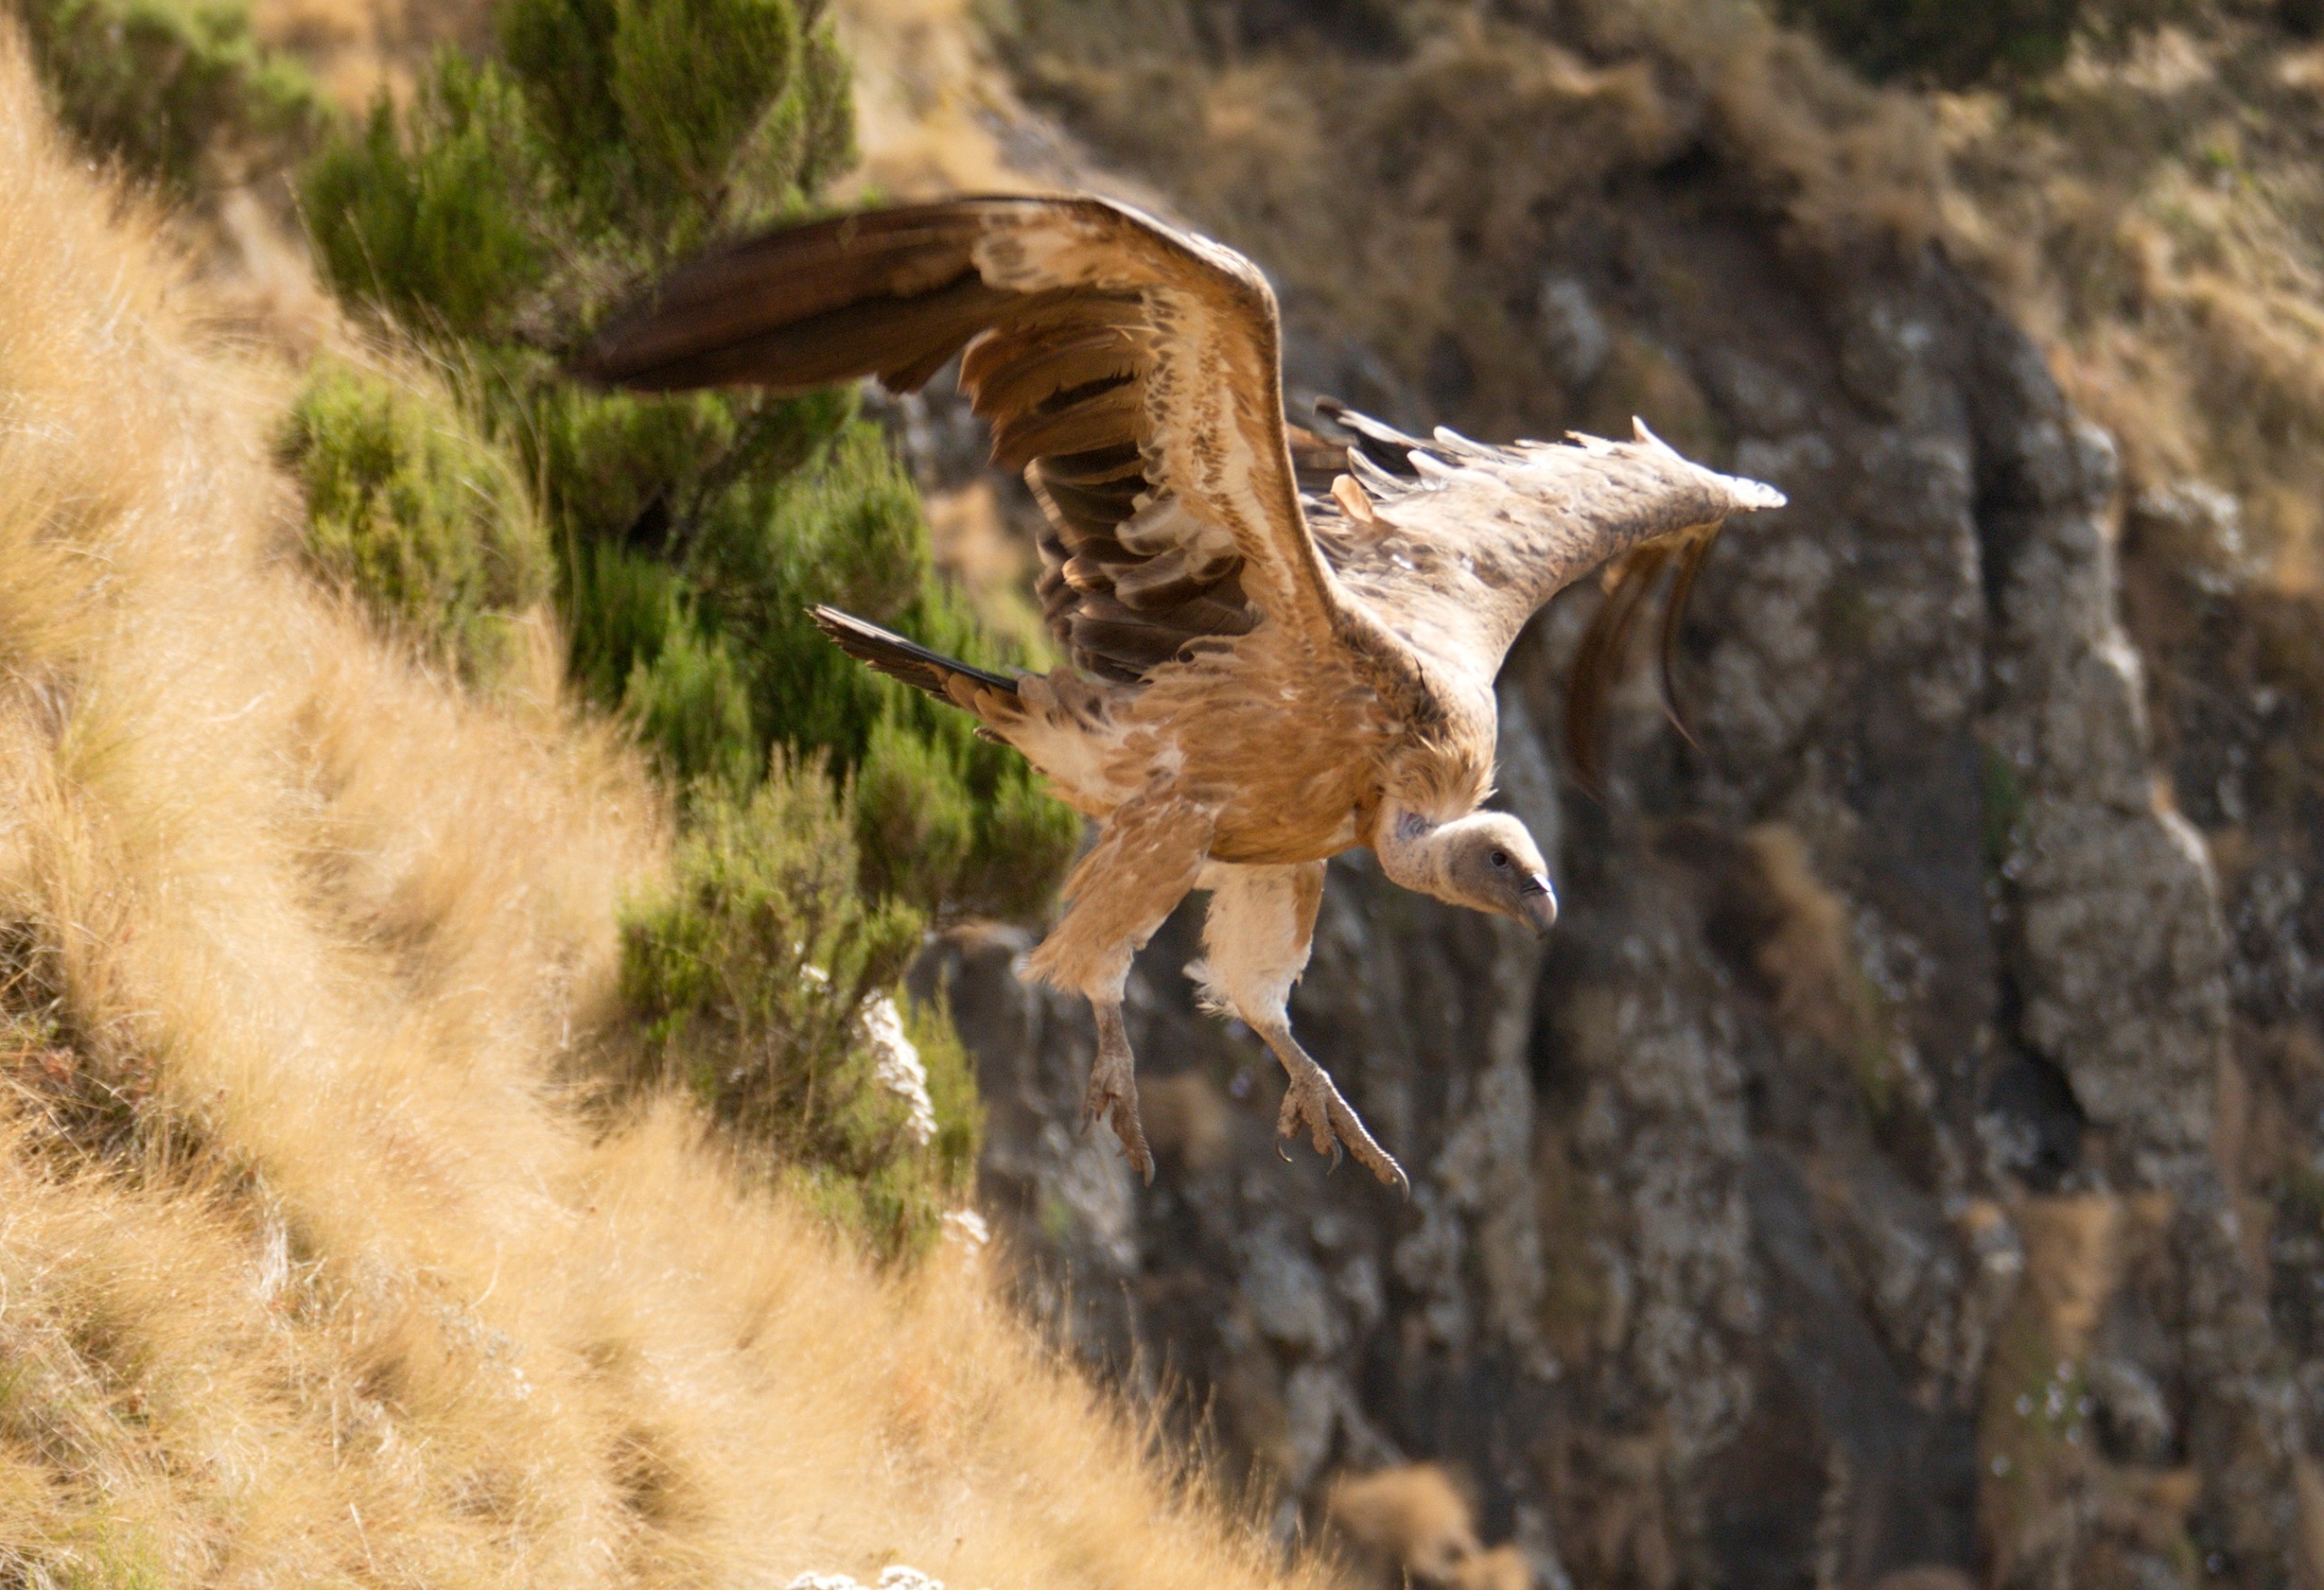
[809,605,1019,705]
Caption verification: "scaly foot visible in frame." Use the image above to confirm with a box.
[1272,1042,1407,1195]
[1083,1001,1153,1183]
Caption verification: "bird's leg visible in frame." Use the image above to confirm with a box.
[1252,1017,1407,1195]
[1190,862,1406,1192]
[1019,790,1209,1186]
[1083,997,1153,1184]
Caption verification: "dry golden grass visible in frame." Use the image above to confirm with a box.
[246,0,490,108]
[1940,18,2324,590]
[0,40,1329,1590]
[1568,0,1945,250]
[831,0,1068,201]
[1324,1465,1478,1585]
[1322,1465,1532,1590]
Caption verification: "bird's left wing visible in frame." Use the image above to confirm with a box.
[575,195,1345,681]
[1311,406,1783,754]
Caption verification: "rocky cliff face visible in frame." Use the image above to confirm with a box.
[891,8,2324,1585]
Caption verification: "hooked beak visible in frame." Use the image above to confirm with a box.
[1519,875,1559,937]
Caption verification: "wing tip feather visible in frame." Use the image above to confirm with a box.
[1621,417,1786,515]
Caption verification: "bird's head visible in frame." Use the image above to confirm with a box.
[1382,810,1558,936]
[1438,811,1559,935]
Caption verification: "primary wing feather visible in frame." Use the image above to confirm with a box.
[576,195,1341,684]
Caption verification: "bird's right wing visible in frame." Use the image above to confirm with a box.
[576,195,1349,684]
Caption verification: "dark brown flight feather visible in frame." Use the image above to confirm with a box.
[576,197,1295,685]
[1561,523,1721,796]
[808,605,1019,702]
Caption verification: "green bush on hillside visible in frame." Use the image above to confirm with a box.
[277,359,553,686]
[282,0,1073,1246]
[300,58,550,340]
[620,760,981,1259]
[20,0,1068,1245]
[15,0,324,196]
[1774,0,2193,86]
[299,0,1079,919]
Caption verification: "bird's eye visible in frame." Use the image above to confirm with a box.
[1491,849,1510,868]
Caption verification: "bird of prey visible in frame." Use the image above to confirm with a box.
[577,195,1783,1192]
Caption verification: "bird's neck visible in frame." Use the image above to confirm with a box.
[1374,805,1454,898]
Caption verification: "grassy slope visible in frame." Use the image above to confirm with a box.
[0,39,1322,1590]
[1942,16,2324,585]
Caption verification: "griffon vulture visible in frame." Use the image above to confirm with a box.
[576,195,1783,1192]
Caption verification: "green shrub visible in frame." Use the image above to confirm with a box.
[855,717,977,913]
[620,760,980,1259]
[300,58,551,339]
[1773,0,2193,86]
[289,0,1073,1259]
[957,770,1085,923]
[277,359,553,686]
[615,610,762,795]
[496,0,852,241]
[15,0,324,197]
[300,0,1075,922]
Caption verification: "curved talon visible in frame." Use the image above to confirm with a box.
[1104,1094,1152,1183]
[1274,1056,1407,1194]
[1088,1089,1152,1184]
[1083,1022,1153,1184]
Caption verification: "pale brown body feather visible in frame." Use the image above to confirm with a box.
[581,194,1783,1190]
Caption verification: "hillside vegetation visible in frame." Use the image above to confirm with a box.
[0,38,1328,1589]
[10,0,1095,1258]
[10,0,2324,1578]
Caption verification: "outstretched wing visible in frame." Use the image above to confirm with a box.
[576,195,1341,684]
[1307,403,1785,783]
